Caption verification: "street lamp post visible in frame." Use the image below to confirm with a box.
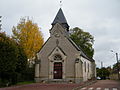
[111,50,120,80]
[115,53,120,80]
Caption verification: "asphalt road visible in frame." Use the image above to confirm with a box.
[80,80,120,90]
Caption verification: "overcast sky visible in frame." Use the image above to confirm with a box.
[0,0,120,68]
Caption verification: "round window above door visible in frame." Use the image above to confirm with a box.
[54,54,62,61]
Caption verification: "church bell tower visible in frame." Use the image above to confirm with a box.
[51,8,69,31]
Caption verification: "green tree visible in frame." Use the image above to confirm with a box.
[0,32,18,85]
[15,45,28,81]
[97,67,110,80]
[113,62,120,70]
[12,17,44,59]
[112,62,120,74]
[70,27,94,58]
[16,46,27,74]
[0,32,28,86]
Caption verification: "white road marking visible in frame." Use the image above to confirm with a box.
[88,87,93,90]
[80,87,118,90]
[96,87,101,90]
[113,88,118,90]
[104,88,109,90]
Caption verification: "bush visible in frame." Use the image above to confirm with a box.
[22,66,35,81]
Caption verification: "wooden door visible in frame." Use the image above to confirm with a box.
[54,62,62,79]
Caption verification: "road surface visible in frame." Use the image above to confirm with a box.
[79,80,120,90]
[0,83,80,90]
[0,80,119,90]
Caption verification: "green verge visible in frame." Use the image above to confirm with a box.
[16,81,34,85]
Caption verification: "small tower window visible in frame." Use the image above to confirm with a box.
[54,54,62,61]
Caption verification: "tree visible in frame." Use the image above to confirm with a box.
[12,17,44,59]
[16,46,27,74]
[96,67,110,80]
[70,27,94,58]
[0,32,18,85]
[15,45,28,81]
[0,32,28,86]
[113,62,120,73]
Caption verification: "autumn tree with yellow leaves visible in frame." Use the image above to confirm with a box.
[12,18,44,59]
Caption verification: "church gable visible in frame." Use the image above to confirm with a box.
[38,22,91,62]
[38,24,79,58]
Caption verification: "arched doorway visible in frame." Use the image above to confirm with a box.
[48,48,66,80]
[54,62,62,79]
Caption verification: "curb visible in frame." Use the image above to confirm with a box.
[72,80,97,90]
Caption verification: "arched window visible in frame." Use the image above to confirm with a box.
[84,62,86,72]
[54,54,62,61]
[88,63,89,72]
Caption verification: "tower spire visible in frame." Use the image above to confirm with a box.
[52,8,69,31]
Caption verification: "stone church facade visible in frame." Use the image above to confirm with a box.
[35,8,96,83]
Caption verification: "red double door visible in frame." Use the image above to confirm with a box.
[54,62,62,79]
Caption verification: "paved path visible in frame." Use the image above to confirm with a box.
[79,80,120,90]
[0,83,81,90]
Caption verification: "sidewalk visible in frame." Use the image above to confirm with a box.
[0,80,97,90]
[72,80,97,90]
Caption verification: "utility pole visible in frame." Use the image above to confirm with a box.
[115,53,120,80]
[111,50,120,80]
[101,61,103,68]
[0,16,2,31]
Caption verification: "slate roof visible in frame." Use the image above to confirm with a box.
[52,8,69,30]
[52,8,67,24]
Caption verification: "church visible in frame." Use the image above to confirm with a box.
[35,8,96,83]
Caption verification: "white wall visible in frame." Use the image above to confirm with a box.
[81,57,92,81]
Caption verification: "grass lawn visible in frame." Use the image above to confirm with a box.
[0,81,34,88]
[16,81,34,85]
